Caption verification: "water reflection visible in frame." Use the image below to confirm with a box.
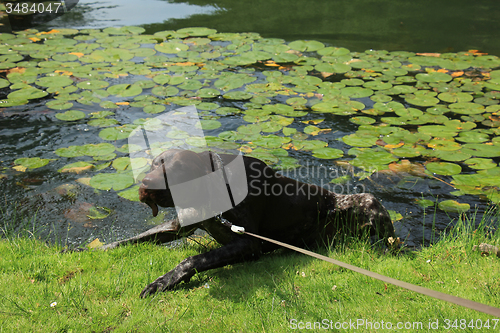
[34,0,500,55]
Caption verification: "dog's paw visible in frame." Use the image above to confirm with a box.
[140,281,163,298]
[140,272,176,298]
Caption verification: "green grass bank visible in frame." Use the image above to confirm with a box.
[0,213,499,332]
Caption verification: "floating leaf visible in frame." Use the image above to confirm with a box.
[87,206,112,220]
[223,91,253,100]
[143,105,166,114]
[288,40,325,52]
[14,157,52,169]
[438,200,470,213]
[99,125,138,141]
[427,138,461,151]
[77,80,109,90]
[197,120,221,130]
[177,27,217,36]
[388,160,426,177]
[340,87,374,98]
[304,125,331,135]
[197,88,220,98]
[426,162,462,175]
[449,102,485,115]
[416,199,435,208]
[46,100,73,110]
[430,149,472,162]
[404,94,439,107]
[461,143,500,157]
[253,135,290,148]
[152,86,179,97]
[8,87,48,100]
[418,125,457,138]
[350,116,375,125]
[437,92,473,103]
[89,173,135,191]
[456,131,489,143]
[55,110,86,121]
[416,72,452,83]
[311,147,343,159]
[36,76,73,88]
[260,121,283,133]
[155,42,189,54]
[107,84,142,97]
[464,158,496,170]
[58,161,94,174]
[342,134,377,147]
[117,185,141,202]
[350,150,398,169]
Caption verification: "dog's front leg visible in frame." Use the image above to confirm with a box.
[140,237,261,297]
[99,218,197,250]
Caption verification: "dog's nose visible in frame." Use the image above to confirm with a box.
[141,173,168,190]
[141,175,153,187]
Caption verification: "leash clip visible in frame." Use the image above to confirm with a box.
[230,225,245,234]
[216,212,245,234]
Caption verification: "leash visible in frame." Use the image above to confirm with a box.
[216,217,500,318]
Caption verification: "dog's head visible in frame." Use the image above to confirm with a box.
[139,149,212,216]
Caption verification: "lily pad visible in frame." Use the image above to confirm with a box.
[418,125,458,138]
[155,42,189,54]
[427,139,461,151]
[464,158,497,170]
[55,110,86,121]
[350,150,398,169]
[8,87,48,100]
[89,173,135,191]
[197,88,221,98]
[416,199,435,208]
[438,200,470,213]
[77,80,109,90]
[223,91,253,100]
[461,143,500,157]
[430,149,472,162]
[340,87,374,98]
[117,185,141,202]
[350,116,376,125]
[14,157,52,169]
[456,131,489,143]
[426,162,462,175]
[448,102,485,115]
[288,40,325,52]
[99,125,138,141]
[36,76,74,88]
[311,147,343,159]
[404,94,439,107]
[437,92,473,103]
[58,161,95,174]
[107,84,142,97]
[342,134,378,147]
[88,118,119,127]
[177,27,217,36]
[416,72,452,83]
[197,120,221,130]
[46,100,73,110]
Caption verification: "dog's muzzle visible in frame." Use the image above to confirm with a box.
[139,184,160,217]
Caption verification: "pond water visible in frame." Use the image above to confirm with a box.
[0,1,499,249]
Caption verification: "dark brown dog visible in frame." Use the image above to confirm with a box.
[101,149,395,297]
